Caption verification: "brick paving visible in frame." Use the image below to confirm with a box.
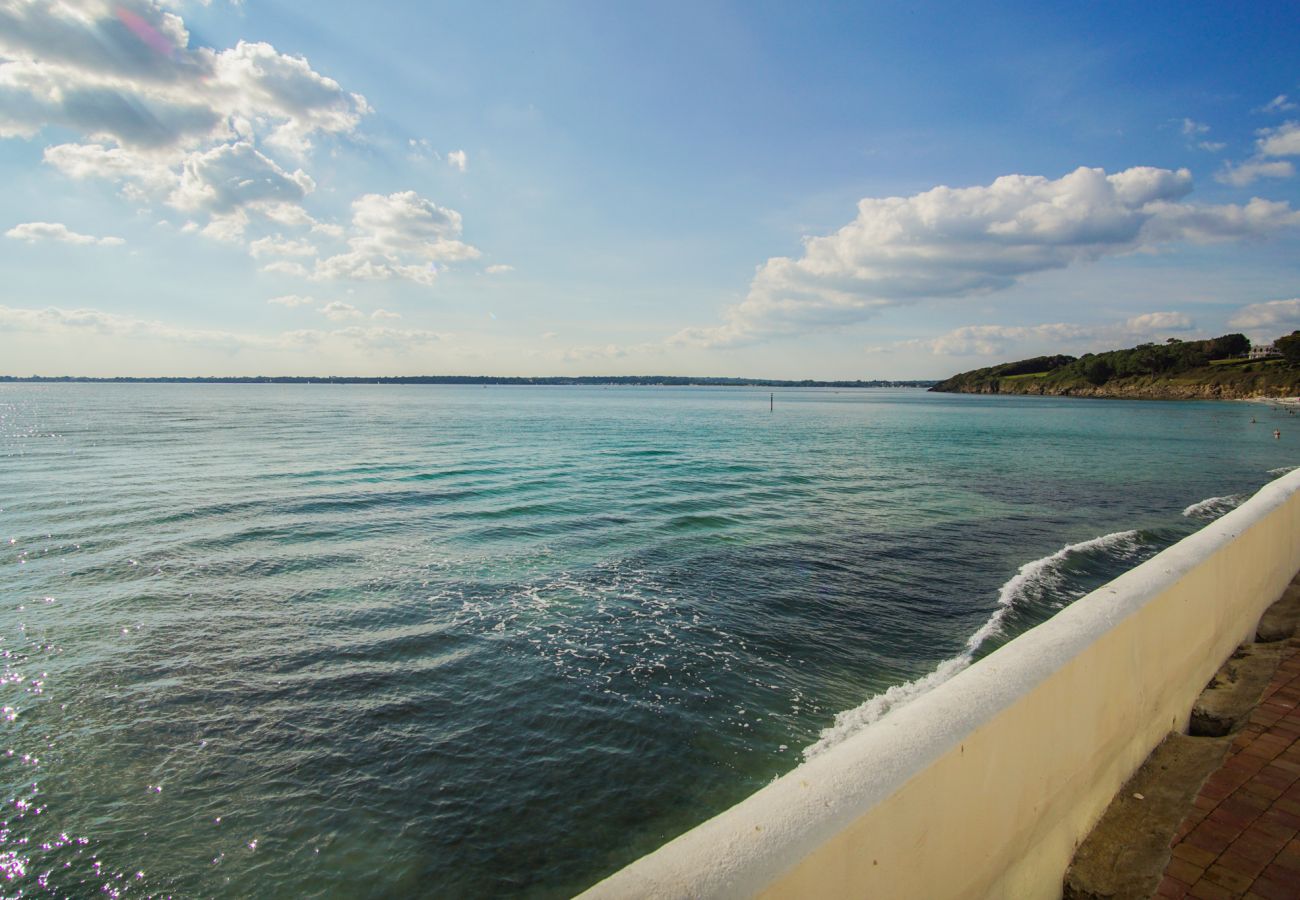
[1157,635,1300,899]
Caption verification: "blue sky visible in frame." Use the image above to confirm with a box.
[2,0,1299,378]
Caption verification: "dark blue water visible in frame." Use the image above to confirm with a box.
[0,385,1293,896]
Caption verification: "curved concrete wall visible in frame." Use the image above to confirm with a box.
[582,469,1300,899]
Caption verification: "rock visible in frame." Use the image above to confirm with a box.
[1190,643,1283,736]
[1257,582,1300,643]
[1063,733,1231,900]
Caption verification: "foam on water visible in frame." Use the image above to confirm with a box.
[1269,465,1299,476]
[803,530,1143,759]
[1182,493,1248,520]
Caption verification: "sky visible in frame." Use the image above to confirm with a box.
[2,0,1299,379]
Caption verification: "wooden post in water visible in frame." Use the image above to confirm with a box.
[770,392,774,412]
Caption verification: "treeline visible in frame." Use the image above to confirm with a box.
[1056,333,1250,386]
[931,331,1300,399]
[0,374,937,388]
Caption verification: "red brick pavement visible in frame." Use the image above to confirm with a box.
[1157,637,1300,899]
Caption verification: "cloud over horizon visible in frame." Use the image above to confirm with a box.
[1228,298,1300,334]
[875,311,1197,358]
[0,302,443,354]
[6,221,124,246]
[673,166,1300,349]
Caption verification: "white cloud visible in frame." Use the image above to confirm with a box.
[5,221,124,246]
[1181,118,1210,137]
[1257,121,1300,157]
[673,166,1298,348]
[267,294,314,307]
[881,311,1194,357]
[43,142,176,193]
[447,149,468,173]
[249,235,317,258]
[0,3,368,151]
[370,308,402,320]
[0,303,441,352]
[313,190,480,285]
[1228,298,1300,332]
[1140,196,1300,242]
[540,331,558,340]
[169,141,314,217]
[1215,159,1296,187]
[484,263,514,274]
[2,1,367,238]
[261,259,309,277]
[1214,120,1300,188]
[1123,311,1194,332]
[320,300,362,321]
[1197,141,1226,153]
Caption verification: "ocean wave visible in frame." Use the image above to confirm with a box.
[964,530,1141,654]
[1182,493,1247,520]
[802,529,1141,760]
[1268,465,1298,476]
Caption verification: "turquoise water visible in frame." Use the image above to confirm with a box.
[0,384,1294,896]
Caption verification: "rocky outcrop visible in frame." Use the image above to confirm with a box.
[934,376,1298,401]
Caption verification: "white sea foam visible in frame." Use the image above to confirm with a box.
[802,529,1141,760]
[963,529,1141,654]
[1268,465,1299,476]
[1182,493,1247,520]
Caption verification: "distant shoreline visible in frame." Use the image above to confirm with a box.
[0,375,938,389]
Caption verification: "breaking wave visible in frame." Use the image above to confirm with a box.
[1182,493,1248,520]
[1268,465,1298,476]
[802,530,1143,760]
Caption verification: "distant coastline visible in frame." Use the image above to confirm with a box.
[0,375,937,388]
[930,332,1300,401]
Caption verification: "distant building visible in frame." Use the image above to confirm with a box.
[1249,343,1280,360]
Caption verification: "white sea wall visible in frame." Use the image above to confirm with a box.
[581,468,1300,899]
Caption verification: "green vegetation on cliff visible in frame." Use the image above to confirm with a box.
[930,332,1300,399]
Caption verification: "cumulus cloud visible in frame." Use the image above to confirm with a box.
[6,221,124,245]
[320,300,362,321]
[446,149,467,173]
[672,166,1300,348]
[267,294,314,307]
[1261,95,1298,114]
[1257,121,1300,157]
[0,303,441,352]
[313,191,480,285]
[484,263,514,274]
[168,141,314,228]
[880,311,1195,357]
[3,1,367,236]
[1228,298,1300,332]
[0,2,367,151]
[370,308,401,320]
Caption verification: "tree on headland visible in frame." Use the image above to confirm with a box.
[1276,331,1300,366]
[1083,357,1114,385]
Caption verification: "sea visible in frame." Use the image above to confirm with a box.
[0,384,1294,897]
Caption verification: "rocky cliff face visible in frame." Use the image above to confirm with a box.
[934,378,1294,400]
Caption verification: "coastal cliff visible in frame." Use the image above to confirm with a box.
[930,333,1300,400]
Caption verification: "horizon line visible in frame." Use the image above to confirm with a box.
[0,374,940,387]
